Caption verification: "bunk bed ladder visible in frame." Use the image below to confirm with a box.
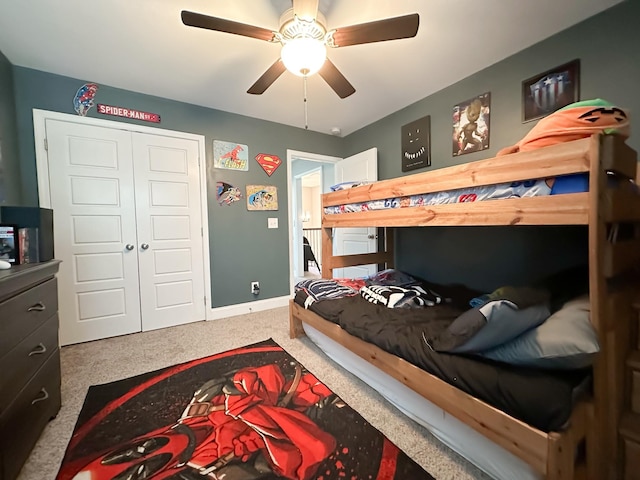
[589,134,640,480]
[592,134,640,480]
[619,302,640,479]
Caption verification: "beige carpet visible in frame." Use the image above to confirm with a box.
[18,306,491,480]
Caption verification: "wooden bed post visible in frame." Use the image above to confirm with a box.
[321,226,333,278]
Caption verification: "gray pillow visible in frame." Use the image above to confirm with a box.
[450,300,550,353]
[428,299,550,353]
[480,295,598,369]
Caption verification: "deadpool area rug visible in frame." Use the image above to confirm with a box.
[56,338,435,480]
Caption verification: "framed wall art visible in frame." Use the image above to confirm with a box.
[453,92,491,156]
[522,59,580,122]
[401,115,431,172]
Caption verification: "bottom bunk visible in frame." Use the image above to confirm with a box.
[289,297,593,480]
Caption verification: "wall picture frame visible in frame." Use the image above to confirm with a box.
[401,115,431,172]
[522,59,580,123]
[0,224,19,264]
[453,92,491,156]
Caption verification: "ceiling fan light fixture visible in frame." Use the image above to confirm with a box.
[281,37,326,76]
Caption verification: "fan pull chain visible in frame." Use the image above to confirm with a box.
[303,75,309,130]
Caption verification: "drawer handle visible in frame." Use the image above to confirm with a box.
[27,302,46,312]
[28,343,47,356]
[31,388,49,405]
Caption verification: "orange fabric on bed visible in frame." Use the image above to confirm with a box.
[497,100,630,156]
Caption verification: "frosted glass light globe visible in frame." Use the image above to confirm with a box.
[281,37,327,76]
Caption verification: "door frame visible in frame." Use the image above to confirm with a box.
[286,149,341,295]
[32,109,212,320]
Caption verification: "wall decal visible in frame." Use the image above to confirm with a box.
[214,140,249,171]
[255,153,282,176]
[97,104,161,123]
[246,185,278,211]
[73,83,99,116]
[522,59,580,122]
[216,182,242,206]
[453,92,491,156]
[401,115,431,172]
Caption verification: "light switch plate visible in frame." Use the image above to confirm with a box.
[268,217,278,229]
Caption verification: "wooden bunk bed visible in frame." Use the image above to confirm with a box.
[289,134,640,480]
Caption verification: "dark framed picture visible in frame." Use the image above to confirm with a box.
[0,224,19,264]
[401,115,431,172]
[522,59,580,122]
[453,92,491,156]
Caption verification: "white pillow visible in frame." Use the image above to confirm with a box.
[480,295,598,369]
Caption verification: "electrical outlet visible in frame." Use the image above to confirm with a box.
[251,281,260,294]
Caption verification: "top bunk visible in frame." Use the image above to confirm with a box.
[322,134,639,228]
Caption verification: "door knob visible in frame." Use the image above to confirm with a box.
[141,243,149,250]
[125,244,135,250]
[367,234,378,239]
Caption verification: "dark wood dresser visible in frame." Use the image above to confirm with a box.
[0,261,61,480]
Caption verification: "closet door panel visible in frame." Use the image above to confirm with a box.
[132,133,206,331]
[45,119,142,345]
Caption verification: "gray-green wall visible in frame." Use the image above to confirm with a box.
[0,49,21,204]
[2,0,638,300]
[10,68,342,307]
[344,0,639,291]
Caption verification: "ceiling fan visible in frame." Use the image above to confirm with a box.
[181,0,419,99]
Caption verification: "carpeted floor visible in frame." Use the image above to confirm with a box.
[18,306,491,480]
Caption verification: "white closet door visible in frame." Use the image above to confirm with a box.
[132,133,206,331]
[46,119,142,345]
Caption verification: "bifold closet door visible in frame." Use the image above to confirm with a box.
[131,133,205,331]
[45,120,206,346]
[46,119,142,345]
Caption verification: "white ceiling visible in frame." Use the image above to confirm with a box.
[0,0,623,136]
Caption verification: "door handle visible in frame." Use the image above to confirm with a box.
[125,244,135,250]
[367,234,378,239]
[141,243,149,250]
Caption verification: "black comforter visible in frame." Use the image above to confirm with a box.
[295,288,590,432]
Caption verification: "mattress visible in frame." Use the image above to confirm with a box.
[324,174,588,215]
[294,289,590,433]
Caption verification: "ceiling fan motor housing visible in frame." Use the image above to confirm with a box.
[279,8,327,41]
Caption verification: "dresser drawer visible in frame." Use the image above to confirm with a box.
[0,278,57,354]
[0,351,61,480]
[624,437,640,480]
[0,313,58,415]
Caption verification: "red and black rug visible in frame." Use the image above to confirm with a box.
[56,339,434,480]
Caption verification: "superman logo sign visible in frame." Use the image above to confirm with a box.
[255,153,282,177]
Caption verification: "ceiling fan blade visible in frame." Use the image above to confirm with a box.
[318,59,355,99]
[292,0,319,21]
[181,10,276,42]
[247,59,287,95]
[330,13,419,47]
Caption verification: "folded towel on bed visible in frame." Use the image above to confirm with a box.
[497,98,629,156]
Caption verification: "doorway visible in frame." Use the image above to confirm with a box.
[34,110,211,345]
[287,150,340,293]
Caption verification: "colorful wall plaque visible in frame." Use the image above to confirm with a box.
[214,140,249,171]
[246,185,278,211]
[255,153,282,176]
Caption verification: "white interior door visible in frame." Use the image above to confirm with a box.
[132,133,205,331]
[46,119,142,345]
[43,117,206,345]
[334,148,378,278]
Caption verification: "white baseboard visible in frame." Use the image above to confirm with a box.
[208,295,290,320]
